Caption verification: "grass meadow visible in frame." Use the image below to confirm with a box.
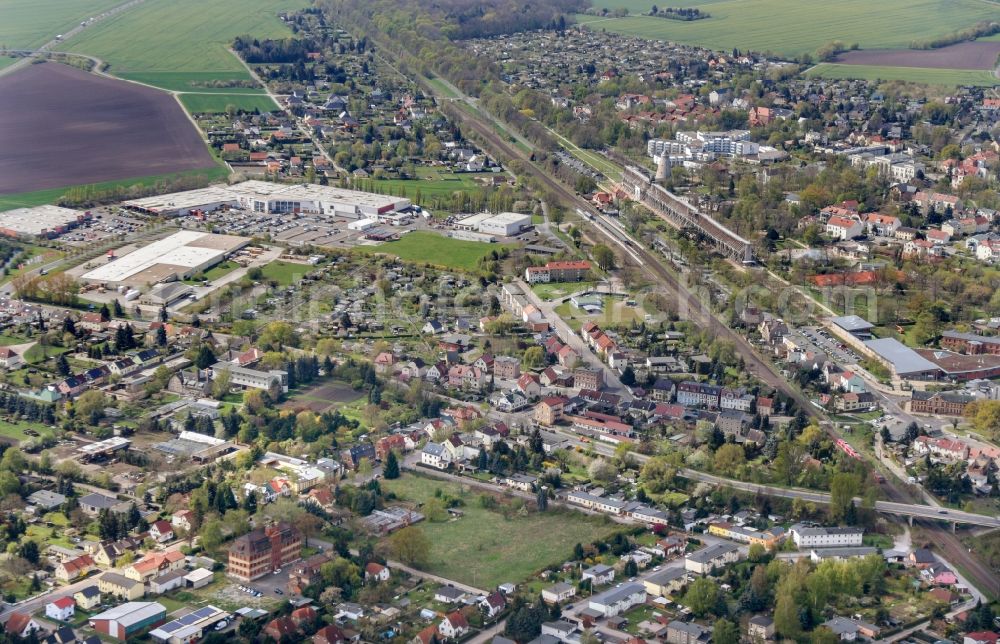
[359,231,516,272]
[64,0,309,91]
[576,0,1000,58]
[806,63,998,87]
[381,473,622,588]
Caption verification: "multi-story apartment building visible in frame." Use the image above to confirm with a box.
[228,522,303,582]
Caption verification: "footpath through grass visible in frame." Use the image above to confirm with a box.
[381,473,622,588]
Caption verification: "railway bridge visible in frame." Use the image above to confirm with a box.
[622,165,754,263]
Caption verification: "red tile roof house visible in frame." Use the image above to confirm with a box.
[265,616,298,641]
[291,606,317,629]
[439,611,470,639]
[964,632,1000,644]
[149,520,174,542]
[46,595,76,621]
[55,553,95,582]
[4,612,41,639]
[365,562,390,582]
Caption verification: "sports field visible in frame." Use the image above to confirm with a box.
[179,93,278,114]
[806,63,998,87]
[577,0,999,57]
[359,231,516,272]
[381,474,622,588]
[0,0,121,50]
[64,0,309,91]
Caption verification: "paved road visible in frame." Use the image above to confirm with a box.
[0,0,146,79]
[517,278,631,400]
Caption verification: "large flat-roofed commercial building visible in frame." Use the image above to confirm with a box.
[456,212,533,236]
[124,181,410,219]
[863,337,941,380]
[81,230,249,287]
[0,205,91,238]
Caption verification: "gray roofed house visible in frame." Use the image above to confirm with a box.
[79,493,128,516]
[588,582,646,617]
[28,490,67,510]
[666,620,708,644]
[810,547,878,561]
[685,542,741,574]
[434,586,466,603]
[822,617,860,639]
[527,636,561,644]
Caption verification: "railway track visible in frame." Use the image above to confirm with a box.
[444,101,816,417]
[419,64,1000,599]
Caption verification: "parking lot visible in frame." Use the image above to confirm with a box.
[58,206,154,247]
[802,325,861,365]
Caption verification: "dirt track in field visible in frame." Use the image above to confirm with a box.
[0,62,217,195]
[833,41,1000,70]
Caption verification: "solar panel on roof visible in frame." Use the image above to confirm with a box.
[191,606,216,619]
[159,621,183,633]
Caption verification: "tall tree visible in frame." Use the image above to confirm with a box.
[384,450,400,479]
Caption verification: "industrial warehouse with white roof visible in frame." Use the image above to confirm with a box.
[0,204,91,238]
[123,180,411,218]
[80,230,249,287]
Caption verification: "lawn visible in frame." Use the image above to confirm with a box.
[806,63,998,87]
[381,473,622,588]
[63,0,310,91]
[575,0,1000,58]
[367,168,483,201]
[0,165,230,211]
[359,231,516,272]
[259,260,308,286]
[185,259,240,283]
[531,282,595,301]
[0,419,55,443]
[24,343,70,364]
[0,0,122,50]
[179,93,278,114]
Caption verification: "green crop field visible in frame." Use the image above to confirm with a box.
[577,0,999,57]
[179,93,278,114]
[64,0,310,91]
[0,164,229,212]
[806,63,999,87]
[381,474,622,588]
[359,231,516,272]
[0,0,122,50]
